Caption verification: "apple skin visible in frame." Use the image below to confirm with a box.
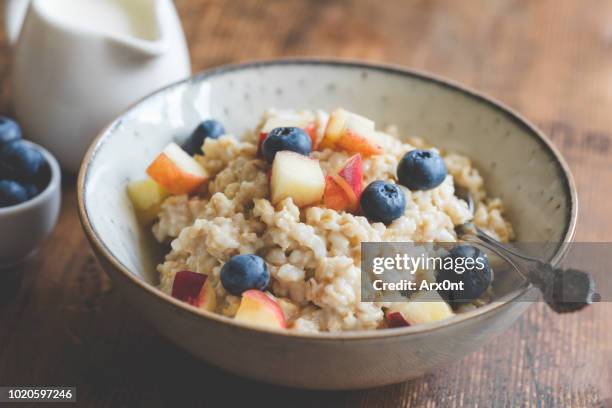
[146,143,209,195]
[171,271,216,312]
[336,128,382,156]
[323,175,353,211]
[323,154,363,212]
[385,310,410,327]
[338,154,363,200]
[172,271,206,304]
[234,289,287,329]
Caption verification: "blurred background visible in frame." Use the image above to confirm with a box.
[0,0,610,406]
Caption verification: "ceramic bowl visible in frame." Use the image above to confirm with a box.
[0,141,61,268]
[78,59,576,390]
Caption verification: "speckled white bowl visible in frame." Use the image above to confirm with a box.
[78,59,576,390]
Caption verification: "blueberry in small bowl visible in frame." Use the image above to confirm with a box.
[0,180,29,207]
[397,149,447,191]
[0,139,50,185]
[0,117,61,267]
[0,117,21,148]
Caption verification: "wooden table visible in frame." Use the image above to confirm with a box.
[1,1,610,406]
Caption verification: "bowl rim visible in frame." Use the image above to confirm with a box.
[0,140,61,216]
[77,57,577,340]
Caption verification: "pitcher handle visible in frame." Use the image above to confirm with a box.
[4,0,29,46]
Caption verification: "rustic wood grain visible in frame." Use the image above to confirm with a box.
[1,0,611,407]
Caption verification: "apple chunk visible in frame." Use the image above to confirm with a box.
[323,154,363,212]
[385,291,454,327]
[146,142,209,195]
[171,271,217,312]
[270,151,325,207]
[234,289,286,329]
[321,108,382,156]
[126,178,168,225]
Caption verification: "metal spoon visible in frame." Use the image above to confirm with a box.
[454,186,596,313]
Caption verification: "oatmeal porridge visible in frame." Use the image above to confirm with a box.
[126,108,513,332]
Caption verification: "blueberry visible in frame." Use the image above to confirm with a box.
[0,180,28,207]
[436,245,492,307]
[0,140,48,183]
[182,119,226,155]
[261,127,311,163]
[220,254,270,296]
[23,183,39,199]
[397,149,447,191]
[0,117,21,148]
[360,180,406,224]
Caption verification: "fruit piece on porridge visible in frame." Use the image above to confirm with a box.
[261,127,312,164]
[146,142,209,195]
[397,149,448,191]
[385,291,454,327]
[436,245,492,308]
[234,289,286,329]
[360,180,406,224]
[257,116,318,153]
[171,271,217,312]
[220,254,270,296]
[270,151,325,207]
[323,154,363,212]
[182,119,226,156]
[126,178,169,225]
[321,108,382,156]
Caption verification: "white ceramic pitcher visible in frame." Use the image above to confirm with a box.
[5,0,192,171]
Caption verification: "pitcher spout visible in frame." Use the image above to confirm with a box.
[100,0,169,58]
[104,0,169,59]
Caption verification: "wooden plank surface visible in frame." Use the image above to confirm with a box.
[1,0,611,406]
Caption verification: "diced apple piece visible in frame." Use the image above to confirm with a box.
[171,271,216,312]
[385,291,454,327]
[257,117,318,155]
[270,151,325,207]
[321,108,381,156]
[196,279,217,312]
[146,142,209,195]
[336,127,383,156]
[323,175,352,211]
[126,178,168,225]
[323,154,363,212]
[234,289,286,329]
[320,108,351,149]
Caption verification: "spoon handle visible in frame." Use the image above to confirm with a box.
[459,226,596,313]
